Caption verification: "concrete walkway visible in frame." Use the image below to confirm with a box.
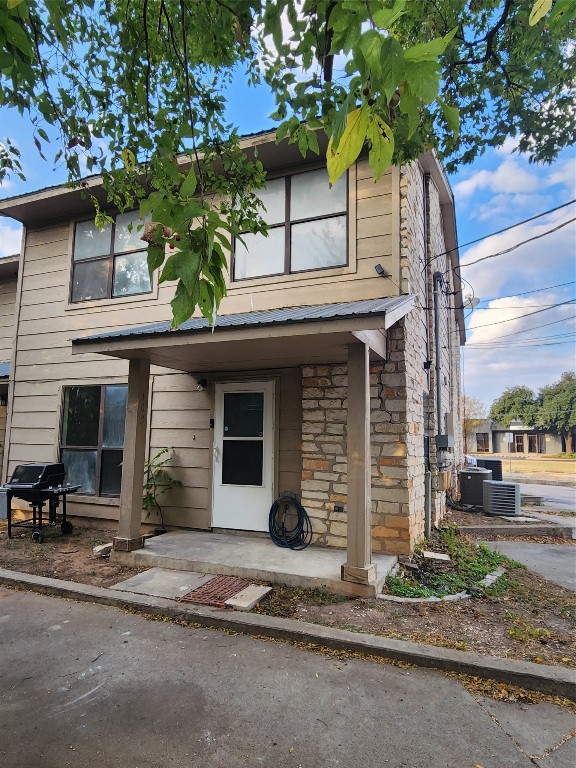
[111,529,397,597]
[517,482,576,514]
[484,541,576,591]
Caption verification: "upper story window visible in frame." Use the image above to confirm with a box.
[233,167,348,281]
[71,211,151,302]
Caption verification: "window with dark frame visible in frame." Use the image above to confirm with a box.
[475,433,490,453]
[71,211,151,302]
[60,384,128,496]
[233,167,348,281]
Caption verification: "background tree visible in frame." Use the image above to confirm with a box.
[536,372,576,453]
[488,386,538,429]
[462,395,487,454]
[0,0,574,325]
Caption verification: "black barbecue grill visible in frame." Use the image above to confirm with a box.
[1,463,81,543]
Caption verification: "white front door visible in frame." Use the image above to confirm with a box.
[212,380,275,531]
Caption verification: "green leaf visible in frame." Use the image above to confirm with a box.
[159,249,200,291]
[372,0,407,29]
[275,120,291,143]
[529,0,553,26]
[327,106,369,186]
[7,0,25,9]
[548,0,576,25]
[147,243,165,280]
[358,30,383,78]
[198,279,216,324]
[366,115,394,180]
[403,26,458,62]
[402,60,441,104]
[140,191,164,218]
[180,166,197,197]
[170,280,198,329]
[439,99,460,140]
[4,18,33,58]
[379,37,404,101]
[307,129,320,155]
[399,86,420,138]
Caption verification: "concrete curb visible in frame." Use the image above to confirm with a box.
[1,568,574,701]
[458,523,573,539]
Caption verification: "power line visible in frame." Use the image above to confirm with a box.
[457,217,576,272]
[467,304,562,309]
[466,331,575,345]
[462,298,576,333]
[470,316,576,342]
[480,280,576,302]
[465,340,574,349]
[423,198,576,269]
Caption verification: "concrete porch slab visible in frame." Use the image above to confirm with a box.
[111,530,397,597]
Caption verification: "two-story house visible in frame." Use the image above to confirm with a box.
[0,131,465,596]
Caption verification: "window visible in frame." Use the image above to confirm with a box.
[71,211,151,302]
[233,168,347,280]
[60,385,128,496]
[475,433,489,452]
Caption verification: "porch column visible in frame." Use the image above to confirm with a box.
[342,341,376,585]
[113,357,150,552]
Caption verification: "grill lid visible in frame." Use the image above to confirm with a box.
[8,463,66,489]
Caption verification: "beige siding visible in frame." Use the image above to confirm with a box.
[222,160,400,313]
[6,158,396,526]
[0,278,16,363]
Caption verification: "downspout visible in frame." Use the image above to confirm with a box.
[423,173,432,538]
[433,271,443,437]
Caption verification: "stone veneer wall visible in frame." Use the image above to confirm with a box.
[300,358,415,557]
[300,159,464,558]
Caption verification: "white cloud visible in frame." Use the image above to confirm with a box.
[0,221,22,257]
[548,159,576,197]
[474,192,552,222]
[454,157,540,199]
[463,292,576,405]
[458,207,576,299]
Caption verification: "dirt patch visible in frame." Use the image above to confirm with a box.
[255,567,575,669]
[0,519,144,588]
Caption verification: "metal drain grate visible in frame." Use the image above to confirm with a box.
[178,575,252,608]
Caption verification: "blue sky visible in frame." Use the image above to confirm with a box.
[0,71,574,410]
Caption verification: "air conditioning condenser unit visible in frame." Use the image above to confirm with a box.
[483,480,521,516]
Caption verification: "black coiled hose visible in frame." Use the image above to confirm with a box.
[268,493,313,550]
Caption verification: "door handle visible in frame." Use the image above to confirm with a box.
[213,446,219,462]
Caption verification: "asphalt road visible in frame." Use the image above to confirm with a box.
[1,588,574,768]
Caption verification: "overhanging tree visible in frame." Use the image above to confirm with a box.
[1,0,574,325]
[488,385,539,428]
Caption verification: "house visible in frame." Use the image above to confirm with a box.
[471,418,565,455]
[0,131,465,595]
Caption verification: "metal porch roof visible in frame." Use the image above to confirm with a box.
[73,296,415,347]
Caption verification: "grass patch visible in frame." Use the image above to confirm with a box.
[505,615,553,643]
[384,527,520,599]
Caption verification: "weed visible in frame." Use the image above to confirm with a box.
[505,617,552,643]
[384,576,436,599]
[386,529,521,599]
